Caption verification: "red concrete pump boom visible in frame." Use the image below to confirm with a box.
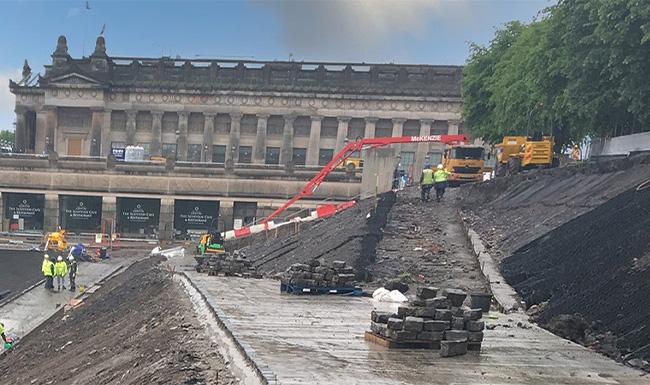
[261,134,468,225]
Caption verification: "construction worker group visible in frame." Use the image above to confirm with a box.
[41,253,78,292]
[420,163,452,202]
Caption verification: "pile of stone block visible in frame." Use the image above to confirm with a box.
[196,253,262,278]
[281,260,357,287]
[369,287,486,356]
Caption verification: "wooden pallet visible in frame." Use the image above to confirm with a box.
[364,331,441,349]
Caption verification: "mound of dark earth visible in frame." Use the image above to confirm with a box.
[238,192,395,279]
[460,153,650,261]
[501,185,650,364]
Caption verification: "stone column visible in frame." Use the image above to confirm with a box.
[102,196,116,225]
[306,115,322,166]
[35,109,48,154]
[201,112,215,162]
[414,119,433,177]
[101,109,112,156]
[253,114,269,164]
[14,107,27,153]
[44,193,59,232]
[279,114,296,165]
[90,108,104,156]
[126,110,137,145]
[159,197,174,241]
[392,118,406,154]
[448,119,460,135]
[335,116,350,153]
[226,112,242,163]
[364,117,378,138]
[177,111,189,161]
[151,110,164,157]
[44,106,57,153]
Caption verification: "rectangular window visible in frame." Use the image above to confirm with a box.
[187,144,202,162]
[137,143,151,158]
[398,151,415,172]
[212,145,226,163]
[162,143,177,158]
[318,149,334,166]
[292,148,306,166]
[238,146,252,163]
[265,146,280,165]
[426,152,443,165]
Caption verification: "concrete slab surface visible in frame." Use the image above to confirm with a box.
[187,273,648,385]
[0,257,137,339]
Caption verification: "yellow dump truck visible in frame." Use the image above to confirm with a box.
[495,135,559,176]
[442,145,486,186]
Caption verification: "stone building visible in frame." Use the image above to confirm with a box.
[3,35,463,238]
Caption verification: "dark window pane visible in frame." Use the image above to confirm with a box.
[188,144,202,162]
[265,146,280,164]
[292,147,306,166]
[376,119,393,137]
[267,116,284,136]
[321,117,338,138]
[431,120,448,135]
[348,118,365,139]
[240,115,257,136]
[318,149,334,166]
[215,114,231,135]
[293,116,311,137]
[212,145,226,163]
[403,120,421,136]
[162,143,177,158]
[238,146,252,163]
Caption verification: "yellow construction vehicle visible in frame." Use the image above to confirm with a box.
[495,134,559,176]
[43,229,68,252]
[337,150,363,172]
[196,219,225,255]
[442,145,486,186]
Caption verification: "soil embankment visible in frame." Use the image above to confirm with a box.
[461,153,650,261]
[501,185,650,364]
[460,155,650,368]
[0,250,44,301]
[239,191,395,278]
[0,258,239,385]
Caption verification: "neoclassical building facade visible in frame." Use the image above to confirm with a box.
[3,35,463,237]
[11,35,463,170]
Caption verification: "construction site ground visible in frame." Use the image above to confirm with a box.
[183,273,645,385]
[0,257,239,385]
[0,249,44,302]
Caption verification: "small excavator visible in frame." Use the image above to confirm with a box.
[43,229,68,252]
[197,219,225,255]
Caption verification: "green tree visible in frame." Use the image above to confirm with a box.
[0,130,15,147]
[462,0,650,147]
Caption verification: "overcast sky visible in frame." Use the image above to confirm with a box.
[0,0,553,130]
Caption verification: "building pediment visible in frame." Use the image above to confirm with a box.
[48,72,102,86]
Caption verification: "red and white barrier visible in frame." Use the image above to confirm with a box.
[221,200,357,241]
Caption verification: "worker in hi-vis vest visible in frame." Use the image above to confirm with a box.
[420,163,434,202]
[433,164,452,202]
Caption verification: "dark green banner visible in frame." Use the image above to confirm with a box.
[59,195,102,232]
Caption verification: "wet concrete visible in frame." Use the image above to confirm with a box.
[186,274,647,385]
[0,257,139,342]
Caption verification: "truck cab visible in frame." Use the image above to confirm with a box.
[442,146,486,186]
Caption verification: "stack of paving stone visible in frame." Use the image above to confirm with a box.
[368,287,485,356]
[281,260,357,287]
[200,253,262,278]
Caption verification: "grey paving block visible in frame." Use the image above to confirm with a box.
[451,316,466,330]
[466,320,485,332]
[468,331,484,342]
[440,340,468,357]
[434,309,452,321]
[416,286,438,300]
[387,317,404,330]
[423,320,449,332]
[403,316,424,332]
[444,288,467,307]
[426,296,450,309]
[444,330,469,341]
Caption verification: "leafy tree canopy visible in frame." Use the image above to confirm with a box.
[462,0,650,148]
